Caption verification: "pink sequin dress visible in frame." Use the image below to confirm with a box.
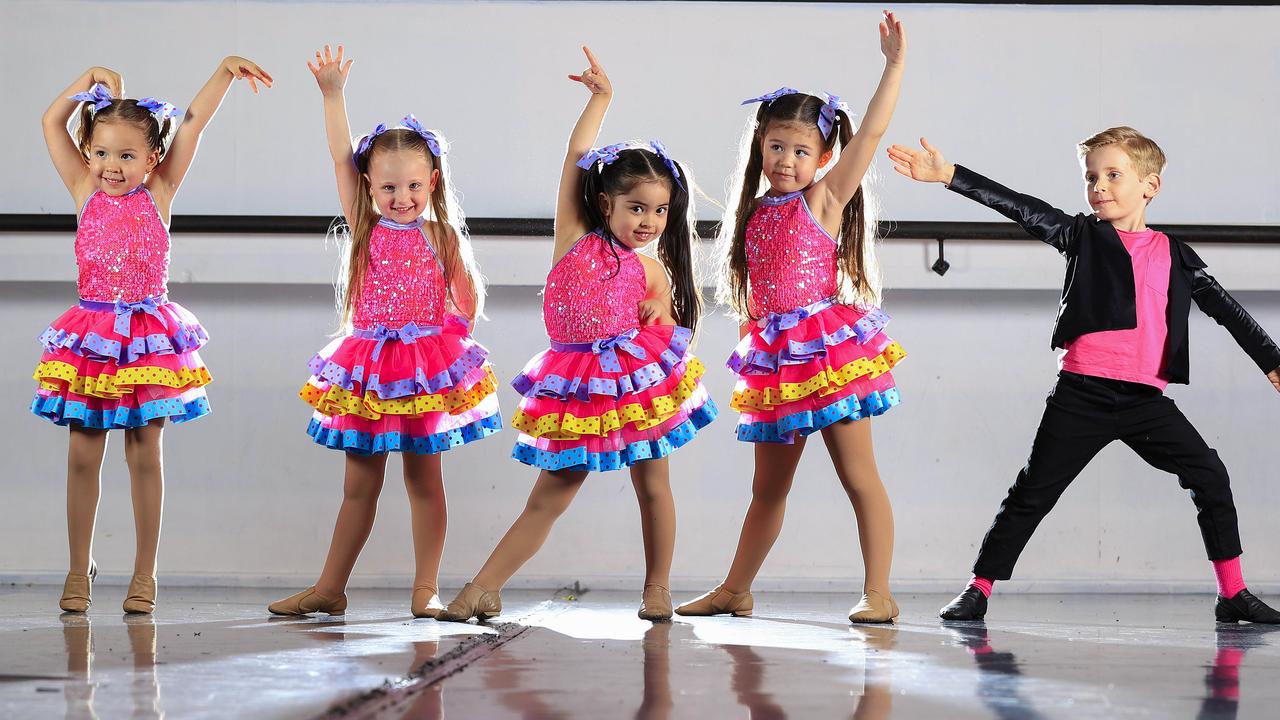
[300,217,501,454]
[510,231,717,471]
[32,186,212,428]
[729,190,906,443]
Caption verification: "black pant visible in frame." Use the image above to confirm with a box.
[972,371,1241,581]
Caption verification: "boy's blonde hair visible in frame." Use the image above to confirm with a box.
[1077,126,1166,177]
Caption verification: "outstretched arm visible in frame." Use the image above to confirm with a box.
[811,11,906,220]
[151,55,272,207]
[306,45,359,221]
[554,46,611,258]
[42,67,122,204]
[887,138,1081,254]
[1190,267,1280,390]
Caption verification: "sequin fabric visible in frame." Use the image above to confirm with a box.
[75,188,170,302]
[746,190,840,317]
[543,232,646,343]
[351,218,446,329]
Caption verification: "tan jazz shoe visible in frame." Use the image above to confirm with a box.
[122,575,157,614]
[848,589,899,624]
[411,585,446,619]
[267,586,347,616]
[59,562,98,613]
[638,584,673,622]
[674,584,753,617]
[438,582,502,622]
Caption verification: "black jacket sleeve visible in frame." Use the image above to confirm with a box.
[946,164,1083,256]
[1190,268,1280,375]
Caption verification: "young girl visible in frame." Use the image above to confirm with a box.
[38,58,272,614]
[268,46,501,618]
[438,47,716,623]
[676,11,908,623]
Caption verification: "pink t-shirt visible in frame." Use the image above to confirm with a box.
[1060,228,1171,390]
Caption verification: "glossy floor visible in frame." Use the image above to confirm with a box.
[1,585,1277,718]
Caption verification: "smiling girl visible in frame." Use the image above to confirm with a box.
[676,11,908,624]
[439,47,716,624]
[38,57,271,614]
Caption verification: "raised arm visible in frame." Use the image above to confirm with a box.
[150,55,272,211]
[304,45,360,221]
[42,67,122,204]
[887,138,1081,254]
[810,11,905,221]
[554,46,612,259]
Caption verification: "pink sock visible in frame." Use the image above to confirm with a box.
[1212,557,1246,598]
[967,576,995,598]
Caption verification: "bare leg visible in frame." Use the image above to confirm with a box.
[314,453,389,597]
[67,426,109,575]
[821,418,893,595]
[123,419,165,577]
[721,440,808,593]
[403,452,447,592]
[472,469,588,590]
[630,458,675,588]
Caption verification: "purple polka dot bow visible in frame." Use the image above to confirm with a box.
[400,114,444,157]
[69,83,115,111]
[112,296,165,338]
[577,140,685,191]
[356,115,445,160]
[137,97,183,122]
[740,86,799,107]
[818,93,850,141]
[591,328,648,374]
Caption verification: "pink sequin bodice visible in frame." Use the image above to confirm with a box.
[543,232,646,343]
[351,218,446,329]
[746,190,839,317]
[75,188,170,302]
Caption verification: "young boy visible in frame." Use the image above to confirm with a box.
[887,127,1280,623]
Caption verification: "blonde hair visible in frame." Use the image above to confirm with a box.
[1077,126,1166,177]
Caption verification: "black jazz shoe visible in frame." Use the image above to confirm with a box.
[1215,589,1280,624]
[939,586,988,621]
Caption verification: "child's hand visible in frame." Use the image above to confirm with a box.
[88,66,124,98]
[567,46,611,96]
[221,56,273,94]
[887,138,955,184]
[638,299,668,326]
[307,45,352,96]
[1268,366,1280,393]
[879,10,906,65]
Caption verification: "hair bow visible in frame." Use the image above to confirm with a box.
[400,114,444,157]
[575,142,628,171]
[69,83,115,111]
[354,123,389,159]
[136,97,183,122]
[740,86,799,107]
[647,139,685,191]
[818,92,850,140]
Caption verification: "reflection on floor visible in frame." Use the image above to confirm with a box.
[2,586,1278,719]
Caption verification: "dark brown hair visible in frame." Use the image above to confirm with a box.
[75,99,174,162]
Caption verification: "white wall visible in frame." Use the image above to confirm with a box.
[1,1,1278,223]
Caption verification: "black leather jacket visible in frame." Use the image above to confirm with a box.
[947,164,1280,385]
